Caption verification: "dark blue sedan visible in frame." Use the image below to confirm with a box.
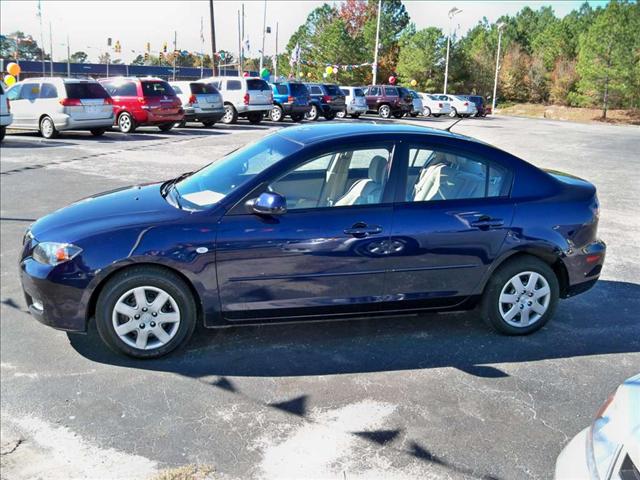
[19,123,606,358]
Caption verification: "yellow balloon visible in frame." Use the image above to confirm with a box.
[7,62,21,76]
[4,74,16,86]
[325,66,333,75]
[410,79,417,87]
[307,72,312,78]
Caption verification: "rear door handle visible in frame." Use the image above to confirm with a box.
[344,223,383,238]
[470,216,504,229]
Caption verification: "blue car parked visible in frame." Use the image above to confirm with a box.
[304,83,346,121]
[269,81,311,122]
[20,123,605,358]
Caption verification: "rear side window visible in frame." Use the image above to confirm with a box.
[227,80,242,91]
[289,83,308,96]
[275,84,288,95]
[384,87,397,96]
[191,83,218,94]
[39,83,58,99]
[172,85,183,94]
[65,82,109,99]
[103,81,137,97]
[247,79,270,91]
[310,85,322,95]
[354,88,365,97]
[141,81,174,97]
[323,84,342,95]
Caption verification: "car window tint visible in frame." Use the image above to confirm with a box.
[190,82,217,94]
[370,87,381,96]
[323,84,342,95]
[141,81,174,97]
[275,84,288,95]
[39,83,58,99]
[310,86,322,95]
[341,89,349,96]
[172,85,183,94]
[65,82,109,99]
[405,148,509,202]
[354,88,365,97]
[247,79,269,91]
[227,80,242,90]
[289,83,308,96]
[21,83,40,100]
[270,147,392,210]
[384,87,397,96]
[104,81,137,96]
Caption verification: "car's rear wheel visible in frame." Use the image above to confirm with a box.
[423,107,431,117]
[336,109,346,119]
[392,111,404,119]
[118,112,136,133]
[290,113,305,122]
[433,114,441,117]
[90,128,107,137]
[247,112,263,124]
[378,104,391,119]
[96,266,197,358]
[481,256,559,335]
[449,108,457,118]
[158,123,174,132]
[306,104,319,121]
[269,105,283,122]
[39,116,58,139]
[222,103,238,124]
[202,120,216,127]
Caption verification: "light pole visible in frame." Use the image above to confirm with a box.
[259,0,267,72]
[372,0,382,84]
[491,22,505,113]
[443,6,462,94]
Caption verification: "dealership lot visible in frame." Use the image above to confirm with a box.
[1,116,639,479]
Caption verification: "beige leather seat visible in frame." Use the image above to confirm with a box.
[334,155,388,206]
[413,153,485,201]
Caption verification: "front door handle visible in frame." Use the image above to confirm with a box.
[470,216,504,229]
[344,222,383,238]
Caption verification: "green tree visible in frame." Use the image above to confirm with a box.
[0,31,48,61]
[69,51,88,63]
[576,0,640,116]
[396,26,445,91]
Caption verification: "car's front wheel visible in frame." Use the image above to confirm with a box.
[378,104,391,119]
[40,116,58,139]
[423,107,431,117]
[222,103,238,124]
[118,112,136,133]
[269,105,283,122]
[481,256,559,335]
[96,266,197,358]
[306,104,319,121]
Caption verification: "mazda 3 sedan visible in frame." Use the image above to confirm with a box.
[19,123,606,358]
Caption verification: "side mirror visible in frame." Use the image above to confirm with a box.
[250,192,287,215]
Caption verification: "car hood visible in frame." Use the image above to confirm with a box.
[30,183,183,242]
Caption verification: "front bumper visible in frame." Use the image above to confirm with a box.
[20,258,90,332]
[554,428,590,479]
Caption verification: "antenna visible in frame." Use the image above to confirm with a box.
[444,117,463,132]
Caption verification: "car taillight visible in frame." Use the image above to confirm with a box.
[322,95,331,103]
[137,97,147,104]
[103,97,113,105]
[287,95,294,102]
[439,103,443,108]
[59,98,83,106]
[464,102,469,106]
[188,94,197,104]
[243,93,250,105]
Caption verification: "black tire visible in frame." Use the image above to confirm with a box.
[95,266,197,359]
[324,111,336,120]
[481,256,559,336]
[433,114,441,118]
[410,112,418,117]
[177,120,187,128]
[0,126,6,141]
[247,112,263,124]
[118,112,136,133]
[90,128,107,137]
[306,104,320,121]
[449,108,457,118]
[392,111,404,119]
[222,103,238,124]
[39,116,58,139]
[290,113,305,122]
[378,104,391,119]
[202,120,216,127]
[269,105,284,122]
[350,113,361,119]
[336,109,346,119]
[159,123,174,132]
[423,107,432,117]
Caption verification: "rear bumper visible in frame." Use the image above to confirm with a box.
[139,109,185,125]
[237,104,274,115]
[54,115,115,130]
[562,239,606,298]
[0,113,13,127]
[184,108,225,123]
[281,103,311,115]
[346,104,367,114]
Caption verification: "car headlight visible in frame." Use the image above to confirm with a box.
[32,242,82,266]
[23,229,34,245]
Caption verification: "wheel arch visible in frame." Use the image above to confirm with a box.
[86,262,205,330]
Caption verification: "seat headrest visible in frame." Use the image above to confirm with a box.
[368,155,388,184]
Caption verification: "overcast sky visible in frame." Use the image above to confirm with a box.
[0,1,607,63]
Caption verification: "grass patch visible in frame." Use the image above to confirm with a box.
[497,103,640,125]
[150,464,215,480]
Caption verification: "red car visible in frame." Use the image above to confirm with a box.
[365,85,413,119]
[99,77,184,133]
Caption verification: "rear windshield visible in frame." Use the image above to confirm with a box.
[141,81,175,97]
[323,84,343,96]
[354,88,365,97]
[289,83,308,96]
[247,79,270,91]
[65,82,108,99]
[191,83,218,94]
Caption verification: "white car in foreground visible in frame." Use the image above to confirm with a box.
[433,94,477,118]
[555,373,639,479]
[419,93,452,117]
[0,82,13,141]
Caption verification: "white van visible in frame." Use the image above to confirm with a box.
[5,77,114,138]
[202,76,273,124]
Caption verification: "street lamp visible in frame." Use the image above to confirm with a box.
[443,6,462,94]
[491,21,505,113]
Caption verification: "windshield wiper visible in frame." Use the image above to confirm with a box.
[161,171,193,209]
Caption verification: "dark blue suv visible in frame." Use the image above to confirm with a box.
[269,82,311,122]
[303,83,346,121]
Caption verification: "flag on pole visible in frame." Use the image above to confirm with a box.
[289,42,300,67]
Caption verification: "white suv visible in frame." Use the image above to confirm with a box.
[202,76,273,124]
[434,94,477,118]
[0,82,13,141]
[170,80,225,127]
[337,86,367,119]
[5,77,114,138]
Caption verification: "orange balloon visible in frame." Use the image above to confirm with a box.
[7,62,21,76]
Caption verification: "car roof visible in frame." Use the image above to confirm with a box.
[276,122,481,146]
[19,77,98,83]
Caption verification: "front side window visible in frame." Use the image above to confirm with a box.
[269,147,392,210]
[174,134,303,209]
[405,147,510,202]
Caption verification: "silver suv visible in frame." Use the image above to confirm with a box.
[202,76,273,124]
[169,80,224,127]
[5,77,114,138]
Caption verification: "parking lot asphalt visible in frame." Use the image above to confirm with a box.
[1,115,639,480]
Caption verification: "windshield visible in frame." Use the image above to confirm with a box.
[174,134,303,209]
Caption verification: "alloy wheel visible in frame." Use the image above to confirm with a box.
[222,105,235,124]
[112,286,181,350]
[498,271,551,327]
[270,106,282,122]
[40,117,55,138]
[379,105,391,118]
[119,114,132,133]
